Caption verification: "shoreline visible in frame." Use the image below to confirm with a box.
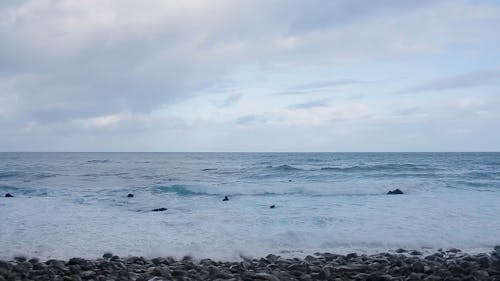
[1,247,499,281]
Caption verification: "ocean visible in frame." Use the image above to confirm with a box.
[0,152,499,260]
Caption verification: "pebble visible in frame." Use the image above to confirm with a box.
[1,247,500,280]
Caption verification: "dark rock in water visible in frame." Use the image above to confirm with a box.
[102,253,113,259]
[223,196,229,202]
[127,193,134,198]
[152,208,167,212]
[4,193,13,198]
[387,189,404,195]
[269,205,275,209]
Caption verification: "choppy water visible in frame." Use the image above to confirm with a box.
[1,152,499,260]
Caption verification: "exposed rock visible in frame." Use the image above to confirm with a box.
[151,208,167,212]
[387,189,404,195]
[127,193,134,198]
[4,193,13,198]
[255,272,280,281]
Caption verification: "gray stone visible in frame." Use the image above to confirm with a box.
[0,260,12,271]
[255,272,280,281]
[477,255,490,268]
[412,261,425,273]
[80,270,96,279]
[367,273,393,281]
[14,256,27,262]
[346,253,358,259]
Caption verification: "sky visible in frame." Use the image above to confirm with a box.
[0,0,500,152]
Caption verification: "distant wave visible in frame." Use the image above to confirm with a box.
[155,185,213,196]
[0,171,57,181]
[0,184,19,191]
[271,165,302,171]
[264,163,436,173]
[86,159,111,164]
[153,184,391,197]
[0,171,23,179]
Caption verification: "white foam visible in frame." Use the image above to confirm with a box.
[1,188,499,261]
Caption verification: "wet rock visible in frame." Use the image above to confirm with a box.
[396,248,408,253]
[127,193,134,198]
[255,272,280,281]
[476,254,491,268]
[410,250,422,256]
[4,193,13,198]
[270,205,275,209]
[412,261,425,273]
[151,208,167,212]
[223,196,229,201]
[102,253,113,259]
[387,189,404,195]
[0,260,12,271]
[346,253,358,259]
[367,273,394,281]
[79,270,96,279]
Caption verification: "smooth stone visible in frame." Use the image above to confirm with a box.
[336,264,368,271]
[346,252,358,259]
[255,272,280,281]
[477,255,491,268]
[396,248,408,253]
[102,253,113,259]
[410,250,422,256]
[412,261,425,273]
[0,260,12,271]
[127,193,134,198]
[270,205,275,209]
[367,273,393,281]
[152,208,167,212]
[79,270,96,278]
[4,193,13,198]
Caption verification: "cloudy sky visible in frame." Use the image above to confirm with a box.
[1,0,499,151]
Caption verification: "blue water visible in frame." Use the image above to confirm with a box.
[1,152,499,260]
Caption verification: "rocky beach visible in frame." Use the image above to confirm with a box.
[1,247,499,281]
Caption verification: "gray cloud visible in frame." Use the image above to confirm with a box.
[1,0,500,150]
[235,115,260,125]
[287,99,330,109]
[276,79,371,95]
[392,106,421,116]
[213,94,242,108]
[397,69,500,94]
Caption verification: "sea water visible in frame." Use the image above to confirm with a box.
[0,152,499,260]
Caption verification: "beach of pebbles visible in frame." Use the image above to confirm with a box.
[1,247,499,281]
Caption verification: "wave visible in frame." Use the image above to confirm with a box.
[0,171,24,179]
[271,165,302,171]
[86,159,111,164]
[152,184,397,197]
[155,185,213,196]
[263,163,436,173]
[0,171,57,181]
